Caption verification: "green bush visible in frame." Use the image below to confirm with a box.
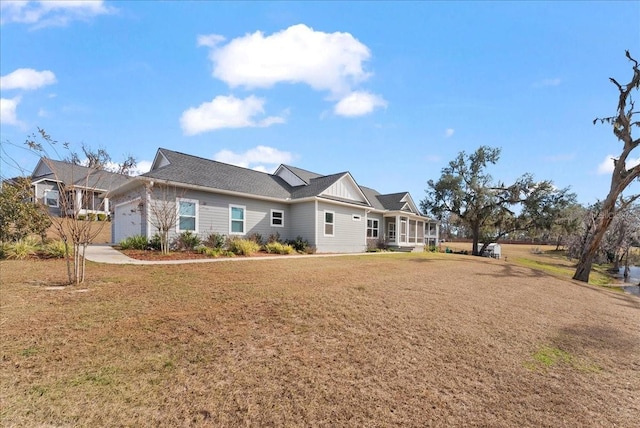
[247,233,263,245]
[77,214,87,221]
[43,240,71,258]
[97,213,107,222]
[173,231,201,251]
[87,213,97,222]
[267,232,281,243]
[204,232,225,249]
[264,241,295,255]
[286,235,312,253]
[119,235,149,250]
[0,242,9,259]
[5,237,41,260]
[148,234,162,251]
[227,237,261,256]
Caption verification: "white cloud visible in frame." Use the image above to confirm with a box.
[197,34,225,48]
[0,68,56,91]
[444,128,455,138]
[0,96,22,126]
[333,91,387,117]
[214,145,295,172]
[206,24,372,96]
[180,95,286,135]
[0,0,114,28]
[533,78,561,88]
[132,160,152,175]
[597,154,640,175]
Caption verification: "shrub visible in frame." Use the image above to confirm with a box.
[197,246,234,258]
[97,213,107,222]
[87,213,97,222]
[227,237,261,256]
[5,237,40,260]
[77,214,87,221]
[119,235,149,250]
[148,234,162,251]
[43,240,71,258]
[247,233,264,245]
[204,232,225,249]
[0,242,9,259]
[286,235,311,253]
[173,231,201,251]
[267,232,281,243]
[264,241,295,255]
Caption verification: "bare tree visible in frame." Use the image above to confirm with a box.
[144,181,181,254]
[24,128,134,285]
[573,51,640,282]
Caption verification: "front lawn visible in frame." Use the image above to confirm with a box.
[1,253,638,426]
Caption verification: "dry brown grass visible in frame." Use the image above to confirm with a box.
[45,219,112,244]
[1,252,639,427]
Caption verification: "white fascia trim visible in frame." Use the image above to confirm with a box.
[114,197,142,209]
[31,177,62,185]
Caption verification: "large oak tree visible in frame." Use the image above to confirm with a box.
[421,146,575,256]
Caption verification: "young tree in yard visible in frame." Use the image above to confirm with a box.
[0,177,51,242]
[144,181,181,254]
[24,128,135,285]
[573,51,640,282]
[421,146,575,256]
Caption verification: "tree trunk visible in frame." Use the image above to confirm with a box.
[573,196,616,282]
[471,224,480,256]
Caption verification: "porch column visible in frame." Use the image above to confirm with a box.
[75,190,83,215]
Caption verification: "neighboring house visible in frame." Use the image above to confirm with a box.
[108,148,439,253]
[31,158,130,218]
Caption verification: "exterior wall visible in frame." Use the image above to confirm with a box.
[111,184,147,243]
[288,201,316,243]
[365,212,384,250]
[315,200,367,253]
[147,187,291,243]
[34,181,62,217]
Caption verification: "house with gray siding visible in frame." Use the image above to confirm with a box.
[108,148,439,253]
[30,158,130,218]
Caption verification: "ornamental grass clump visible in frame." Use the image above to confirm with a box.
[264,241,295,255]
[119,235,149,250]
[43,239,72,258]
[4,237,40,260]
[227,237,261,256]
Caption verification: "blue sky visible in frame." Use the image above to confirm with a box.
[1,1,639,205]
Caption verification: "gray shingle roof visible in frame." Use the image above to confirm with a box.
[143,149,293,199]
[280,165,323,184]
[34,158,131,191]
[360,186,411,211]
[133,149,427,217]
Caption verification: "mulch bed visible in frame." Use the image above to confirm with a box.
[119,249,290,261]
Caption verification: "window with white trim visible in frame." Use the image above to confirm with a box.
[324,211,334,236]
[230,205,246,234]
[44,190,59,207]
[177,198,198,232]
[366,219,379,238]
[271,209,284,227]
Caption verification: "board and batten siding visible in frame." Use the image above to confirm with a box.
[315,200,367,253]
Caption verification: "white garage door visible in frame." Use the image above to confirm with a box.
[114,199,143,244]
